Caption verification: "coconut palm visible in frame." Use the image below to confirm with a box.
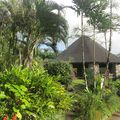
[0,0,68,67]
[72,0,89,90]
[106,0,113,74]
[36,0,68,55]
[72,0,109,90]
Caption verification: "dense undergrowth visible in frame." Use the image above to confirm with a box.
[0,65,72,120]
[0,62,120,120]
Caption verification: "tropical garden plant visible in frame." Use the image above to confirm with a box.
[44,61,73,88]
[70,77,120,120]
[0,66,72,120]
[0,0,68,68]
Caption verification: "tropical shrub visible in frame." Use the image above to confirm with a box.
[0,66,71,120]
[109,79,120,96]
[70,77,120,120]
[86,68,94,89]
[72,90,120,120]
[44,61,73,87]
[102,89,120,116]
[72,91,105,120]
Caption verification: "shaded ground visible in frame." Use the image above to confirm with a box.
[107,112,120,120]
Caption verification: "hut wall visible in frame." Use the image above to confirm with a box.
[88,64,100,75]
[116,64,120,77]
[72,63,83,78]
[72,63,117,78]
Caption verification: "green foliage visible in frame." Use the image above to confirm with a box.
[0,0,68,68]
[73,91,104,120]
[70,79,85,92]
[44,61,73,87]
[115,80,120,95]
[70,77,120,120]
[72,0,112,35]
[109,79,120,96]
[86,69,94,89]
[72,90,120,120]
[102,89,120,116]
[37,49,56,60]
[0,66,71,119]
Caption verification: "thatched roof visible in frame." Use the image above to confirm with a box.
[57,36,120,63]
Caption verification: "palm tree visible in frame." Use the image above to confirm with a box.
[37,1,68,55]
[106,0,113,76]
[72,0,109,90]
[72,0,89,90]
[0,0,68,68]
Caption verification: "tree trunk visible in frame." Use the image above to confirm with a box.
[22,46,33,68]
[81,11,88,91]
[93,25,96,89]
[51,45,58,56]
[21,32,35,68]
[104,32,107,51]
[106,0,112,79]
[19,49,22,65]
[101,32,108,89]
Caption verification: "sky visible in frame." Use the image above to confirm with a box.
[52,0,120,55]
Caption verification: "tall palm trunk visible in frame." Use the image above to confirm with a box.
[19,49,22,65]
[93,25,96,89]
[22,34,34,68]
[106,0,112,77]
[101,32,108,89]
[22,47,33,68]
[81,11,88,91]
[104,32,107,51]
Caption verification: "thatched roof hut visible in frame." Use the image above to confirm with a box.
[57,36,120,78]
[57,36,120,64]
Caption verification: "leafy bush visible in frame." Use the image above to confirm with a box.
[109,79,120,96]
[116,80,120,95]
[44,61,73,87]
[72,90,120,120]
[73,91,105,120]
[0,66,71,120]
[102,89,120,116]
[70,77,120,120]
